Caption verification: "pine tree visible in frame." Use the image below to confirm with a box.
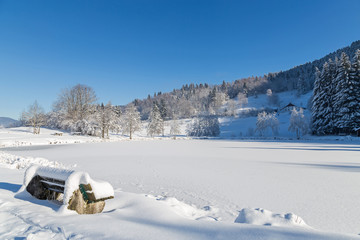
[159,99,167,120]
[333,52,352,133]
[311,67,323,134]
[147,103,164,137]
[296,77,306,97]
[348,49,360,132]
[317,62,333,134]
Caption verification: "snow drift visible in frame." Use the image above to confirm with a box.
[235,208,309,228]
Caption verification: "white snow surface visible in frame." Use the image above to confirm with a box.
[1,139,360,239]
[0,151,69,170]
[0,168,358,240]
[235,208,309,228]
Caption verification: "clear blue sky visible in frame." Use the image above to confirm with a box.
[1,0,360,119]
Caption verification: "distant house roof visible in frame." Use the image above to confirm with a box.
[280,103,306,112]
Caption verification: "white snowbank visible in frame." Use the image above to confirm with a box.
[235,208,309,228]
[148,195,218,221]
[0,151,68,170]
[20,165,114,205]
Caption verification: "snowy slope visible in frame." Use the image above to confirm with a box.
[219,91,313,139]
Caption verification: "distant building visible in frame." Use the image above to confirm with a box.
[279,103,306,113]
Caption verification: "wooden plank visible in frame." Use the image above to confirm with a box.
[41,182,65,193]
[41,176,66,186]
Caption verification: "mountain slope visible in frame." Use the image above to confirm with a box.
[0,117,21,128]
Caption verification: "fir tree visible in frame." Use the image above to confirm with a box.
[159,99,167,120]
[333,52,352,133]
[347,49,360,132]
[296,77,306,97]
[317,62,334,134]
[311,67,322,134]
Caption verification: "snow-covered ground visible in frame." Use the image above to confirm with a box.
[1,139,360,239]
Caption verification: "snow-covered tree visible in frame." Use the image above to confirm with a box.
[266,89,279,106]
[159,99,167,120]
[311,67,322,134]
[289,108,308,139]
[296,77,306,97]
[226,99,237,117]
[21,100,46,134]
[53,84,97,133]
[255,111,279,137]
[347,49,360,132]
[312,62,334,135]
[170,116,181,139]
[186,115,220,137]
[333,52,352,133]
[96,102,119,138]
[122,104,141,139]
[147,103,164,137]
[237,92,248,108]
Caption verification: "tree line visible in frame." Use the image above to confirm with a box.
[21,84,221,138]
[312,50,360,135]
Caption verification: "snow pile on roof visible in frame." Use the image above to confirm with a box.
[235,208,309,228]
[0,151,68,170]
[21,165,114,205]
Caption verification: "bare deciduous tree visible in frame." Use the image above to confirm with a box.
[54,84,97,124]
[121,104,141,139]
[21,101,46,134]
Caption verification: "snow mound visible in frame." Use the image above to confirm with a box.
[0,151,68,170]
[235,208,309,228]
[148,195,218,221]
[20,165,114,205]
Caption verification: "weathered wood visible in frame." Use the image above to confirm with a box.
[40,181,65,193]
[41,176,66,186]
[26,175,49,200]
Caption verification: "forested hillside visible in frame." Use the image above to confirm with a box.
[132,40,360,120]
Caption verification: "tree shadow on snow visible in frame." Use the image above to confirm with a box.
[273,162,360,172]
[222,146,360,152]
[0,182,21,193]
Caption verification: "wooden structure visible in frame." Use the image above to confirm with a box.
[24,166,114,214]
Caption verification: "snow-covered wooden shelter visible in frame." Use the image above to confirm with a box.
[20,165,114,214]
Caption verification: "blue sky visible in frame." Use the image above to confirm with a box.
[1,0,360,119]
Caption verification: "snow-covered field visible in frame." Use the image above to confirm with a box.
[1,137,360,239]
